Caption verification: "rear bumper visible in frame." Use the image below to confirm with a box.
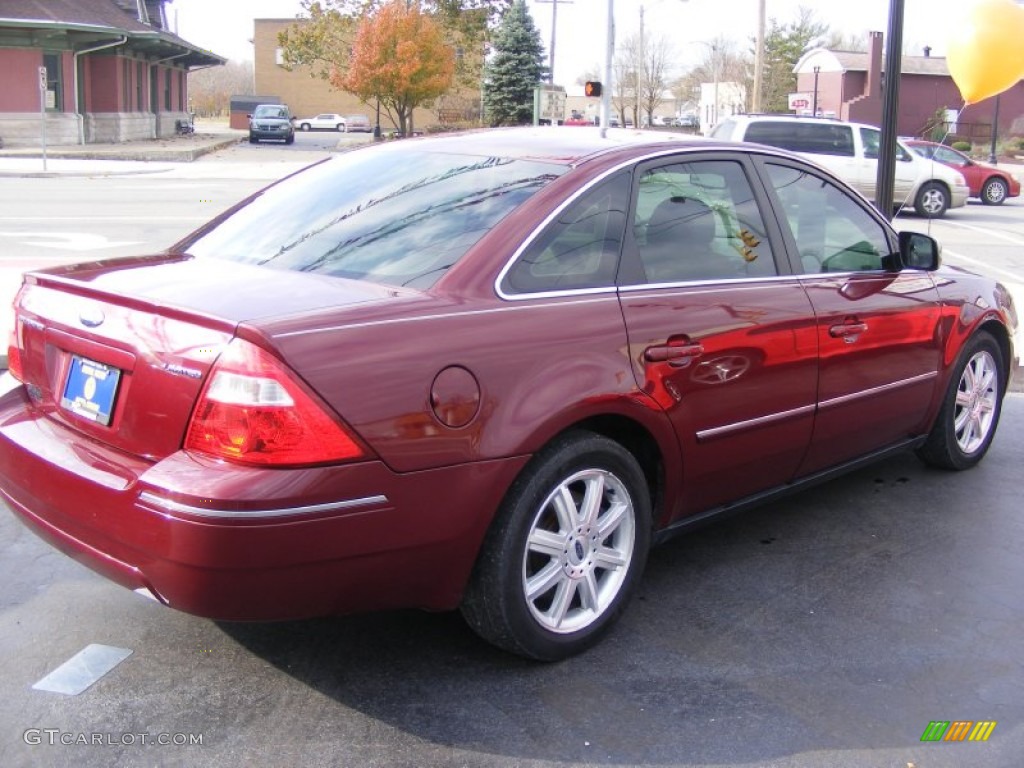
[0,385,526,621]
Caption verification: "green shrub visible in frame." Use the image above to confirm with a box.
[951,141,972,153]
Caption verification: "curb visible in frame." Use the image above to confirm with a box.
[0,135,241,175]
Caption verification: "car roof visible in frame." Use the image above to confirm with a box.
[395,126,715,166]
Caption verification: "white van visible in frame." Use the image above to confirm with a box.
[710,115,969,218]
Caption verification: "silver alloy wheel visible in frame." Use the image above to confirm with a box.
[919,186,947,215]
[954,349,999,454]
[521,468,635,634]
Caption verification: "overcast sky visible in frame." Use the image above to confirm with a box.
[168,0,964,81]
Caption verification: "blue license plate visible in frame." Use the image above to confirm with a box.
[61,356,122,426]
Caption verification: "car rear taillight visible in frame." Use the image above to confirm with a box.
[185,338,365,466]
[7,328,23,382]
[7,286,26,382]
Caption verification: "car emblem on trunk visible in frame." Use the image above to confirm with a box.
[79,308,105,328]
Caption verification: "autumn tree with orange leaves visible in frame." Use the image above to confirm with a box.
[332,2,455,136]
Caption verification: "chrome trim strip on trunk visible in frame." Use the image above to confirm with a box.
[137,492,389,520]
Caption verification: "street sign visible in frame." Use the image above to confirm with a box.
[788,93,811,111]
[38,66,47,92]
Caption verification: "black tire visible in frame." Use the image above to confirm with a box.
[461,431,652,660]
[300,123,311,131]
[342,123,348,133]
[284,134,294,145]
[336,124,344,132]
[248,135,258,144]
[981,177,1008,205]
[918,333,1004,470]
[914,181,949,218]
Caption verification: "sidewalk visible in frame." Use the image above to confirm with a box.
[0,122,245,174]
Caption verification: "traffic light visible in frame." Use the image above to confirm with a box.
[584,81,603,98]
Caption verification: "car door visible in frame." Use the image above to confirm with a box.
[759,158,943,476]
[617,153,819,519]
[858,127,919,204]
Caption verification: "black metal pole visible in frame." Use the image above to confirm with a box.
[988,95,1001,164]
[875,0,905,220]
[812,66,820,116]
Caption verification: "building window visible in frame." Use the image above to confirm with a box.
[136,61,144,111]
[164,68,171,111]
[275,48,285,66]
[123,59,130,109]
[178,70,185,111]
[43,52,63,111]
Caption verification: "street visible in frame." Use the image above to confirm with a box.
[0,145,1022,767]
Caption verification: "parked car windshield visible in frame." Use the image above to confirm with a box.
[253,105,288,119]
[181,148,566,288]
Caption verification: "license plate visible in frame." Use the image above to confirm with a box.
[61,355,122,426]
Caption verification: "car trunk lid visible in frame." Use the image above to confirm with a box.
[11,254,407,460]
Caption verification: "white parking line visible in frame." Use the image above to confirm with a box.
[32,644,133,695]
[940,220,1024,246]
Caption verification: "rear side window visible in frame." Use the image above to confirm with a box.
[182,149,565,289]
[501,172,630,294]
[631,159,777,283]
[745,121,855,157]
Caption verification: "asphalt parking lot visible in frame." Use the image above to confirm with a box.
[1,392,1021,767]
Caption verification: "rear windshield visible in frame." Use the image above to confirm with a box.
[179,147,565,289]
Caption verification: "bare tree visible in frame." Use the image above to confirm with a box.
[613,33,639,125]
[188,61,254,117]
[640,34,674,125]
[676,37,751,114]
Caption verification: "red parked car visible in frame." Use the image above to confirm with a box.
[906,139,1021,205]
[0,129,1015,660]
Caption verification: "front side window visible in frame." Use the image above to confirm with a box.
[501,172,630,294]
[182,149,565,289]
[863,127,912,161]
[631,159,777,284]
[765,163,893,273]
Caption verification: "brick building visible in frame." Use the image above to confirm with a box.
[0,0,223,147]
[794,32,1024,143]
[254,18,482,134]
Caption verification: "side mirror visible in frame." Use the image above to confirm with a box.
[899,231,940,271]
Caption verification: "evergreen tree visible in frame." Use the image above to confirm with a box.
[483,0,547,126]
[759,8,828,113]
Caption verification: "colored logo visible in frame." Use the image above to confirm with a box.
[921,721,997,742]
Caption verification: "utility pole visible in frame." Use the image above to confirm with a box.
[535,0,574,83]
[752,0,765,112]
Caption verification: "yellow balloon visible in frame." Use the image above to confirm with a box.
[947,0,1024,104]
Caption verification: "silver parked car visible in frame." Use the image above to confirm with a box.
[711,115,969,217]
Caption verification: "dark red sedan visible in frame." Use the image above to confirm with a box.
[0,129,1015,660]
[906,139,1022,205]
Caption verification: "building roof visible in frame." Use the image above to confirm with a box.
[0,0,225,67]
[796,47,950,77]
